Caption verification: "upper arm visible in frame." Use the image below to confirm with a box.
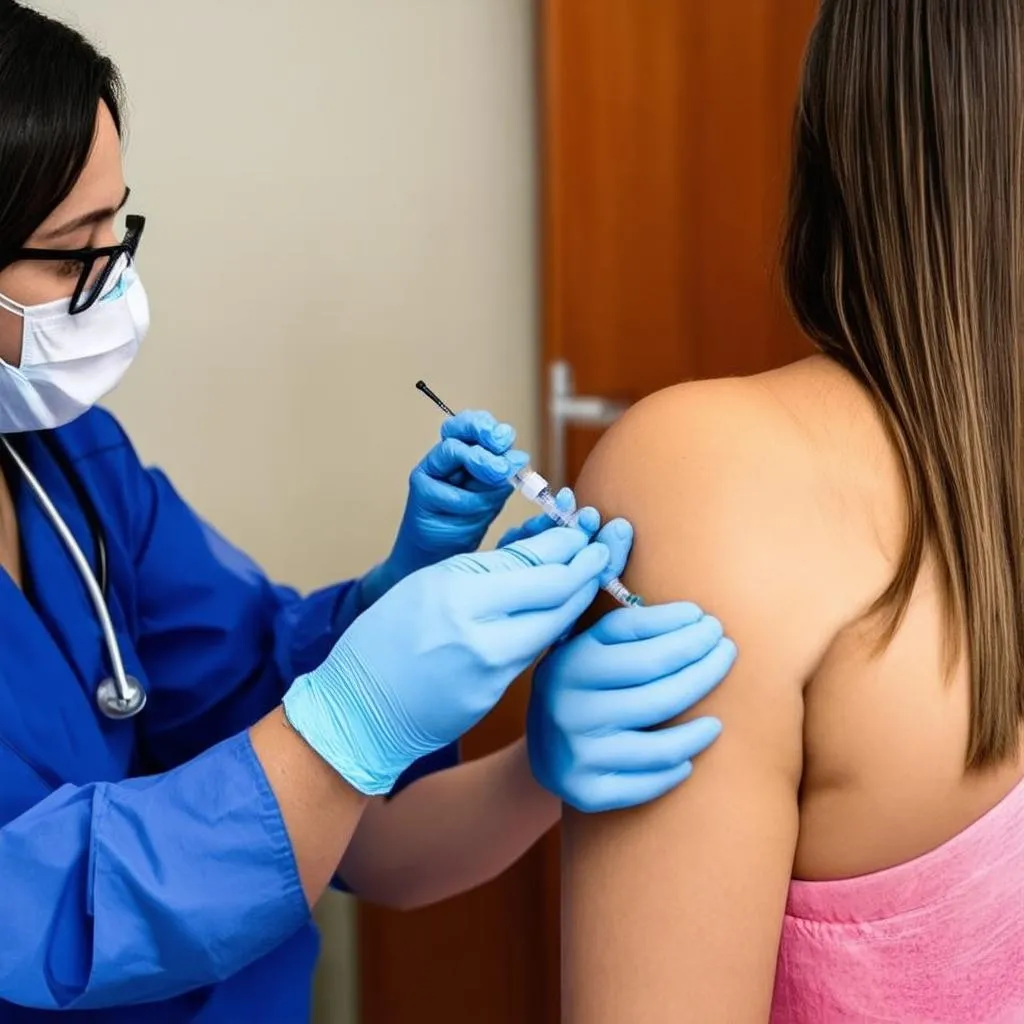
[563,382,834,1023]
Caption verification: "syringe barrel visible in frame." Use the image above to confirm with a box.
[603,577,643,607]
[510,465,642,606]
[512,467,578,526]
[513,467,549,502]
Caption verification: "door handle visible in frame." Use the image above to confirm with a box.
[547,360,629,488]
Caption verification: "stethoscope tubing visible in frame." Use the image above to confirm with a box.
[0,434,145,718]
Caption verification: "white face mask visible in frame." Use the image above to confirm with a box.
[0,256,149,432]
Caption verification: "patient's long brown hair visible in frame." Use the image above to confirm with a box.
[784,0,1024,768]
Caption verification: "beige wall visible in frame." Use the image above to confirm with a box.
[28,1,537,1020]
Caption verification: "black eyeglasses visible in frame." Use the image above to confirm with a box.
[9,214,146,315]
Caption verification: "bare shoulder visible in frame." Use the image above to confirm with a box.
[576,373,821,527]
[575,366,862,667]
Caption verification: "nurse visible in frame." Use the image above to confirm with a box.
[0,4,737,1020]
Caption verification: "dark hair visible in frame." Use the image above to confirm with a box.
[0,1,124,260]
[783,0,1024,769]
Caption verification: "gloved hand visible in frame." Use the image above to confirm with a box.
[283,527,610,795]
[498,485,627,594]
[529,599,737,812]
[507,490,732,810]
[497,486,599,547]
[362,410,530,605]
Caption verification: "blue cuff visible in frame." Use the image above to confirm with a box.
[77,733,309,1008]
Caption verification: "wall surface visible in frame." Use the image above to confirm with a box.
[27,1,537,1019]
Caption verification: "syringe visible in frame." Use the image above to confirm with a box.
[415,380,644,608]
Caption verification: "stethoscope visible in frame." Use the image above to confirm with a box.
[0,433,147,719]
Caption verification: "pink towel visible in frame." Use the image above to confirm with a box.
[772,778,1024,1023]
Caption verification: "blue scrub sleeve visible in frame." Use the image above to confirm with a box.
[0,731,308,1011]
[125,462,459,794]
[54,410,461,790]
[132,469,368,773]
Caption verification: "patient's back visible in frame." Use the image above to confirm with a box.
[749,356,1024,1021]
[768,356,1024,883]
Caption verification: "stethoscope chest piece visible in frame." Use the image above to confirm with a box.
[96,675,147,720]
[0,434,148,721]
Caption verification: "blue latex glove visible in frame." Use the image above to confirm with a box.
[528,602,736,812]
[283,527,610,795]
[499,485,627,593]
[497,486,599,548]
[503,484,736,810]
[363,410,531,604]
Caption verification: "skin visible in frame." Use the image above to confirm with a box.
[562,357,1024,1022]
[1,101,565,910]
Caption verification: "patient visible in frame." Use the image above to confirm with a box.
[562,2,1024,1022]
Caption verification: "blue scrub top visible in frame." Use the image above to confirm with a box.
[0,408,458,1022]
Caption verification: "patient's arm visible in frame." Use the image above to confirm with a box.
[563,380,837,1023]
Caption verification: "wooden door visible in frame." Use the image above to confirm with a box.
[358,4,818,1022]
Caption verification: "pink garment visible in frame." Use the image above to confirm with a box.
[772,777,1024,1023]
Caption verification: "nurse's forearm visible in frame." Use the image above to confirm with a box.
[337,738,559,910]
[250,707,369,905]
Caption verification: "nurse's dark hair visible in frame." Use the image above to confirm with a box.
[783,0,1024,769]
[0,1,124,259]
